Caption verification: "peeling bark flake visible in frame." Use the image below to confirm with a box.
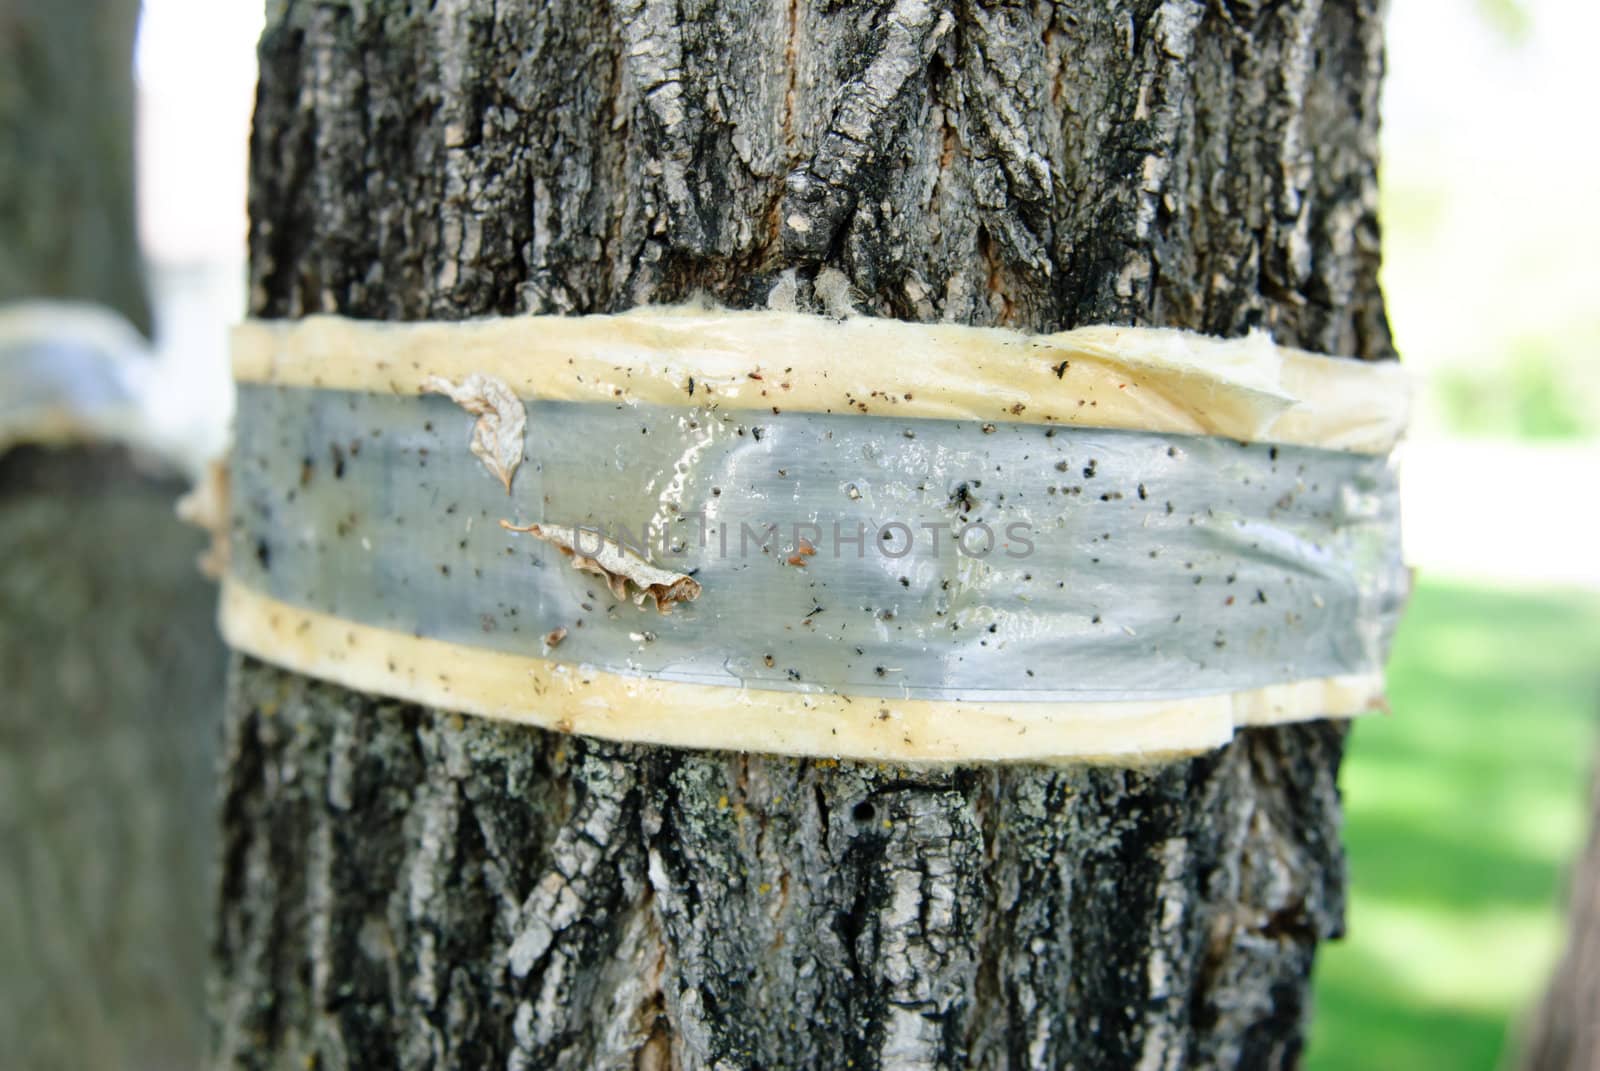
[175,456,231,579]
[424,373,527,493]
[501,521,702,613]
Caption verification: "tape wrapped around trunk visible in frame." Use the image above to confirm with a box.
[220,307,1410,763]
[0,301,151,456]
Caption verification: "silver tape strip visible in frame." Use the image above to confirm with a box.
[0,301,148,454]
[230,384,1405,704]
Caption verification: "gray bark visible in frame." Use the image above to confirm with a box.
[219,1,1391,1068]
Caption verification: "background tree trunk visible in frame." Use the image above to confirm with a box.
[218,2,1391,1067]
[0,0,151,334]
[1,448,224,1070]
[1523,743,1600,1071]
[0,3,224,1068]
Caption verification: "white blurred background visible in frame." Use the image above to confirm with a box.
[134,0,259,464]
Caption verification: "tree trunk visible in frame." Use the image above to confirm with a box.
[1,447,224,1070]
[1523,744,1600,1071]
[0,0,150,334]
[1,4,224,1068]
[218,2,1391,1068]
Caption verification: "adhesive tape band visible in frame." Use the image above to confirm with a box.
[221,308,1409,763]
[0,301,148,455]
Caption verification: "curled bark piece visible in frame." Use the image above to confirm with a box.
[175,455,230,579]
[501,520,702,613]
[423,372,525,493]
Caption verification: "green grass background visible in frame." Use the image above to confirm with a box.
[1306,579,1600,1070]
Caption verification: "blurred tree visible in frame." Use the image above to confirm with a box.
[1523,744,1600,1071]
[0,0,151,335]
[0,443,223,1070]
[0,2,223,1069]
[215,2,1394,1067]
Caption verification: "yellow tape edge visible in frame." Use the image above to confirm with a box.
[221,580,1385,764]
[231,308,1409,454]
[0,409,100,454]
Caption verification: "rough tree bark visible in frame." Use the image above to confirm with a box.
[217,2,1391,1068]
[0,3,224,1068]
